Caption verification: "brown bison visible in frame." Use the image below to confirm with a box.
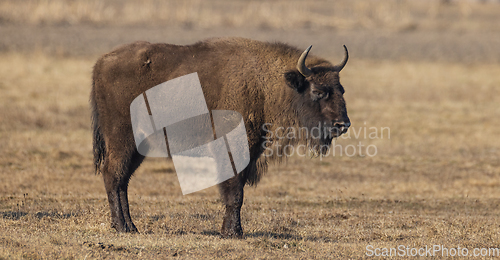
[90,37,350,238]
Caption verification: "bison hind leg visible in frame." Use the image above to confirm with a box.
[102,148,144,233]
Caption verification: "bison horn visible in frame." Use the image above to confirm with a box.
[334,45,349,72]
[297,45,313,77]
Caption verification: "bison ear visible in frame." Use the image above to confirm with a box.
[284,70,308,93]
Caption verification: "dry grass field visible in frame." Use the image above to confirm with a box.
[1,0,500,32]
[1,0,500,259]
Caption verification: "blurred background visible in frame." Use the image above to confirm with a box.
[1,0,500,62]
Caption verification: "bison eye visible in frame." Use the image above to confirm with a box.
[311,90,329,101]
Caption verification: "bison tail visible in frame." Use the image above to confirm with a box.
[90,81,105,175]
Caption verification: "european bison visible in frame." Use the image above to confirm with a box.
[90,37,350,238]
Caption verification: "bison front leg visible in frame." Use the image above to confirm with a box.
[219,172,247,238]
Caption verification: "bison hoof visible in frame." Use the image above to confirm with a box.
[221,228,244,239]
[112,222,139,233]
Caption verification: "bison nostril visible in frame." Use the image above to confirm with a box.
[333,121,346,128]
[332,121,349,135]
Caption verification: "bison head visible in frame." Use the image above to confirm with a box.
[284,45,350,153]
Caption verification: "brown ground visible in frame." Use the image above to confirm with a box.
[1,0,500,259]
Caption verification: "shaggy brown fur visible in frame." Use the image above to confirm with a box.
[90,37,350,237]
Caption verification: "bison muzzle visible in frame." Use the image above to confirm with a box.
[90,37,350,238]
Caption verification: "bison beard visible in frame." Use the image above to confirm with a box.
[90,37,349,238]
